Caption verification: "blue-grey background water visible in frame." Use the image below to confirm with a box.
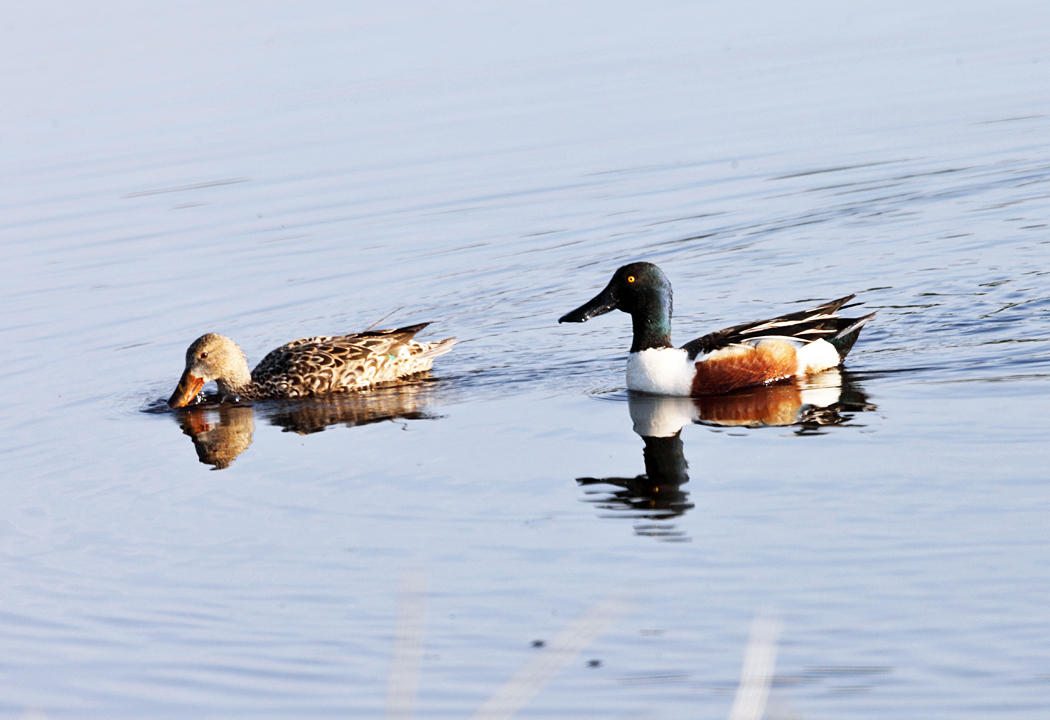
[4,1,1050,717]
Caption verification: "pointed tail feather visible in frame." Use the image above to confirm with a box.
[356,322,432,339]
[416,337,457,359]
[811,294,856,314]
[828,312,876,359]
[390,322,431,337]
[682,295,872,358]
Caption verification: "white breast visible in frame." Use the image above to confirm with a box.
[625,348,696,396]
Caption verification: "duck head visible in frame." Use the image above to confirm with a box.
[559,262,674,352]
[168,333,252,408]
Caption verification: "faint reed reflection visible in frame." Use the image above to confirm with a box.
[729,613,781,720]
[380,583,782,719]
[386,569,427,720]
[468,593,634,720]
[383,578,634,720]
[578,372,875,539]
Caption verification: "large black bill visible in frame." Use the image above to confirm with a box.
[558,284,618,323]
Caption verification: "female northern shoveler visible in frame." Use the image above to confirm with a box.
[168,323,455,408]
[558,262,874,396]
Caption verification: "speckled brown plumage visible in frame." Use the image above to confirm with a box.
[168,323,455,407]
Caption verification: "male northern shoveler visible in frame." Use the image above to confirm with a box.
[168,323,455,408]
[558,262,874,396]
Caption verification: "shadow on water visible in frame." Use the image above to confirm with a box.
[161,380,444,469]
[577,370,875,541]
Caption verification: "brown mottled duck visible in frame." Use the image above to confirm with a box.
[168,323,455,408]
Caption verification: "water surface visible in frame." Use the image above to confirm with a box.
[3,1,1050,717]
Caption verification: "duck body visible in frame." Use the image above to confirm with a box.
[559,262,873,397]
[169,323,455,408]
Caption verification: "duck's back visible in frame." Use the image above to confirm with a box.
[252,324,455,398]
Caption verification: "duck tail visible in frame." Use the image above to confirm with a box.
[417,337,457,359]
[828,312,876,359]
[355,322,432,339]
[391,322,431,337]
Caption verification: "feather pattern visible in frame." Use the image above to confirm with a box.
[558,261,874,397]
[169,323,455,407]
[680,295,874,359]
[250,324,452,398]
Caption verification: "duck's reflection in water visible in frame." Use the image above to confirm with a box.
[177,404,256,470]
[693,369,874,433]
[577,370,874,540]
[266,383,438,435]
[174,381,441,469]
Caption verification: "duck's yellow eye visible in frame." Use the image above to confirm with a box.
[627,275,636,283]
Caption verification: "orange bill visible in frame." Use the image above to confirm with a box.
[168,370,205,408]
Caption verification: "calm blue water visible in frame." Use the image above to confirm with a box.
[3,1,1050,718]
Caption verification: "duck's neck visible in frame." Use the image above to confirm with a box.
[216,363,255,400]
[629,290,674,353]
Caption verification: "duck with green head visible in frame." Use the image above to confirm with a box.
[558,262,873,396]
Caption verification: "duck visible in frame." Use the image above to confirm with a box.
[168,323,455,408]
[558,262,874,396]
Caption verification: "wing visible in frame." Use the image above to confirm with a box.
[680,295,873,359]
[251,324,438,396]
